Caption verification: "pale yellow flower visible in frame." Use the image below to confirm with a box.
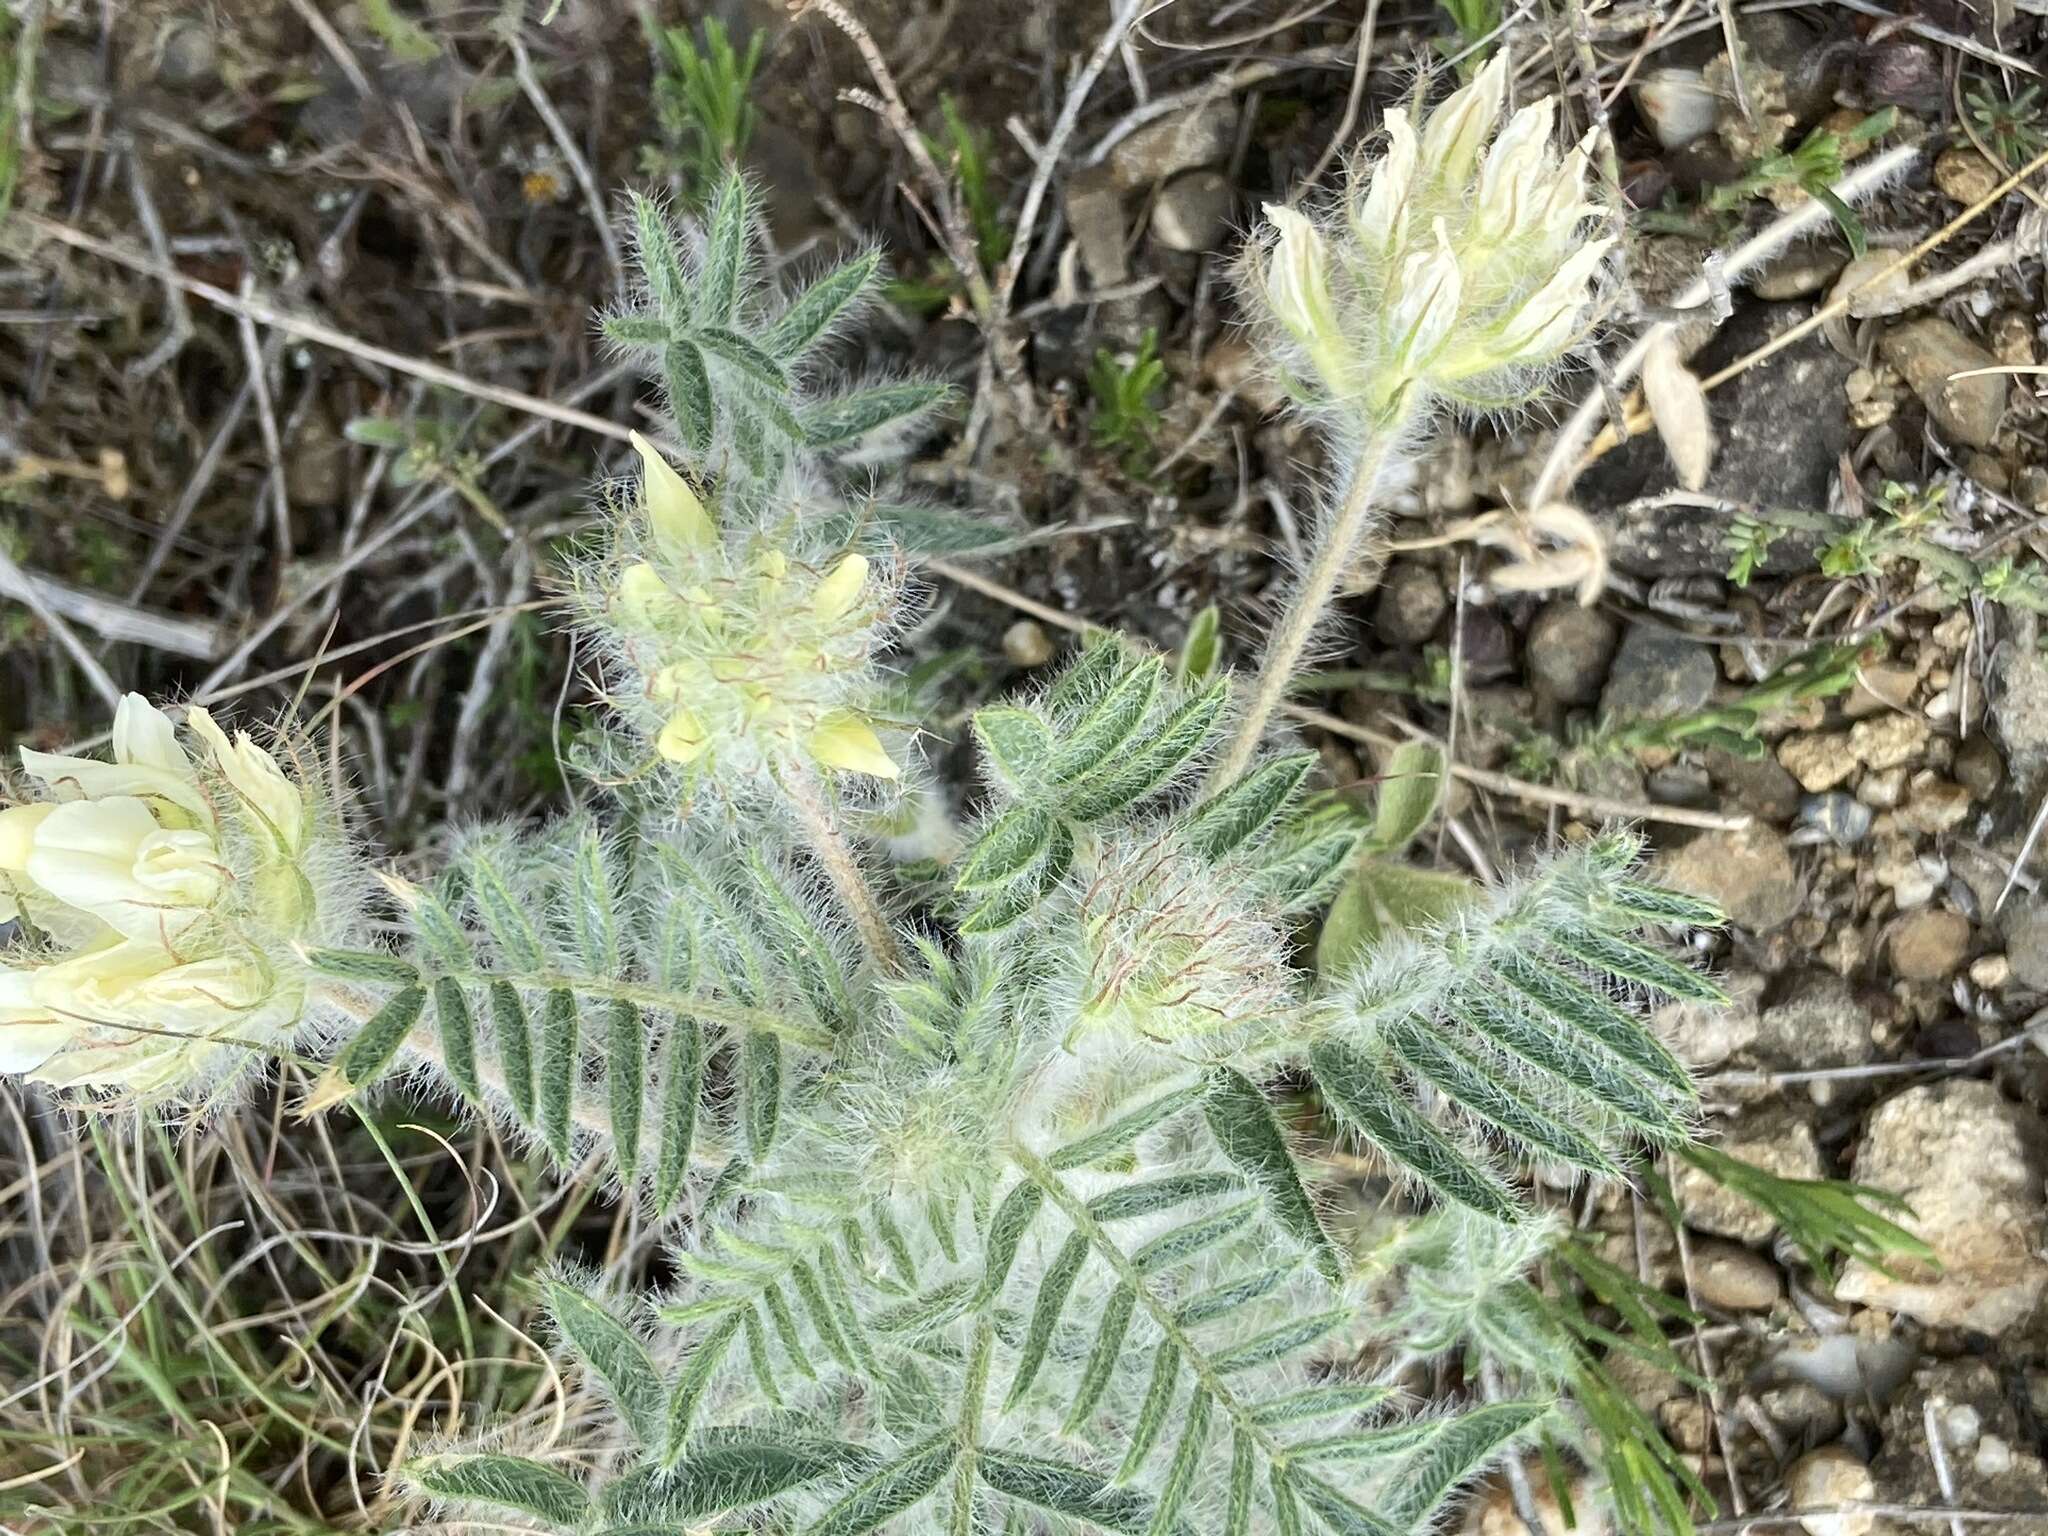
[0,694,330,1098]
[1244,55,1610,419]
[592,447,903,786]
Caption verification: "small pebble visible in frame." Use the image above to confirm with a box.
[1001,620,1054,668]
[1690,1237,1783,1310]
[1799,792,1873,847]
[1933,146,2002,206]
[1779,731,1856,793]
[1888,908,1971,981]
[1785,1445,1877,1536]
[1969,953,2011,990]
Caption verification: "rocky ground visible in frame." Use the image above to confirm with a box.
[3,1,2048,1532]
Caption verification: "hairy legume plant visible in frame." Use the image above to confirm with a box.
[3,78,1729,1536]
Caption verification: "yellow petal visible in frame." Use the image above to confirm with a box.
[616,561,670,624]
[656,708,710,764]
[809,712,900,780]
[814,553,870,622]
[630,431,716,556]
[0,803,56,876]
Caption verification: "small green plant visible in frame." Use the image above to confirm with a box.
[345,411,510,533]
[10,84,1785,1536]
[1646,108,1897,255]
[888,96,1011,314]
[1087,328,1168,476]
[647,16,764,196]
[362,0,441,62]
[1593,641,1868,761]
[1729,481,2048,612]
[1435,0,1503,76]
[1965,80,2046,170]
[1677,1145,1936,1286]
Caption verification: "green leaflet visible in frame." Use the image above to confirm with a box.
[1087,1171,1241,1223]
[406,1453,589,1525]
[1181,753,1315,862]
[976,1448,1164,1535]
[542,1277,666,1448]
[539,988,580,1162]
[972,707,1055,792]
[1316,861,1476,976]
[1117,1338,1181,1480]
[1047,1081,1206,1171]
[1249,1382,1400,1426]
[432,978,480,1103]
[1365,741,1445,854]
[767,251,879,359]
[1177,603,1222,683]
[336,985,426,1092]
[664,1310,744,1464]
[654,1015,703,1216]
[799,382,953,447]
[1310,1040,1520,1223]
[1204,1067,1344,1283]
[608,1001,645,1185]
[1004,1232,1090,1408]
[804,1432,956,1536]
[622,1437,876,1521]
[488,980,534,1122]
[1226,1427,1256,1536]
[1130,1199,1261,1273]
[743,1033,782,1159]
[1063,1284,1136,1431]
[979,1182,1044,1301]
[956,806,1054,891]
[302,946,419,986]
[1146,1387,1212,1535]
[1379,1399,1551,1528]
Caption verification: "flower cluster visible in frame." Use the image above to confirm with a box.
[0,696,345,1098]
[590,434,906,788]
[1244,54,1609,423]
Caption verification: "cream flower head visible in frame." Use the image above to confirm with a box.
[584,433,908,790]
[0,695,348,1099]
[1244,54,1610,424]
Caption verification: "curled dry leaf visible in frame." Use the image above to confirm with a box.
[1641,331,1716,492]
[1391,501,1609,606]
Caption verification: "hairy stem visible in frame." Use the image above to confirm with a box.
[784,772,906,976]
[1210,427,1402,789]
